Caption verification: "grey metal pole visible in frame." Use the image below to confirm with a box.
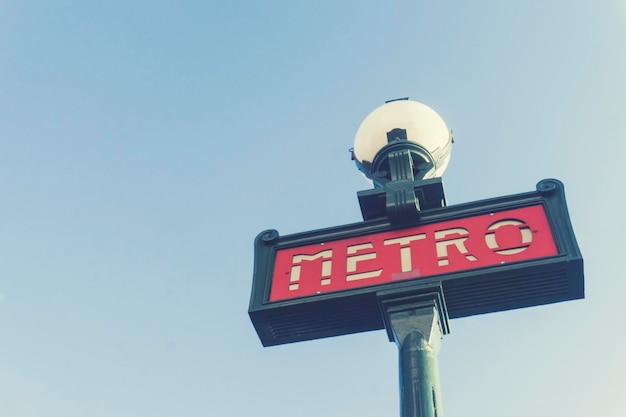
[387,304,445,417]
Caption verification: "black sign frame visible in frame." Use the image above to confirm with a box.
[249,179,583,347]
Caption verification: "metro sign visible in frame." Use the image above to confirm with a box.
[250,179,583,346]
[270,205,556,301]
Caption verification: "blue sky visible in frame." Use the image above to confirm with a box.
[1,1,625,416]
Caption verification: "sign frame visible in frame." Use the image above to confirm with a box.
[249,179,583,346]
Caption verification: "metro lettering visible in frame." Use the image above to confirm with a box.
[270,205,558,301]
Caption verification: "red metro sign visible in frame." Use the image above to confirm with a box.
[270,205,556,302]
[249,179,584,347]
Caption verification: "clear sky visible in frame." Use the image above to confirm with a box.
[1,1,625,416]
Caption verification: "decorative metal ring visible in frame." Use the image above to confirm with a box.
[536,178,560,194]
[260,229,279,242]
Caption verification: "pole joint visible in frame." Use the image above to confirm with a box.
[378,284,450,417]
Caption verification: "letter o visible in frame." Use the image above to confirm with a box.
[484,219,532,255]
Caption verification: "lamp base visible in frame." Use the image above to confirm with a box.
[357,177,447,221]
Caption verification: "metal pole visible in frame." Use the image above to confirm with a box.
[387,304,445,417]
